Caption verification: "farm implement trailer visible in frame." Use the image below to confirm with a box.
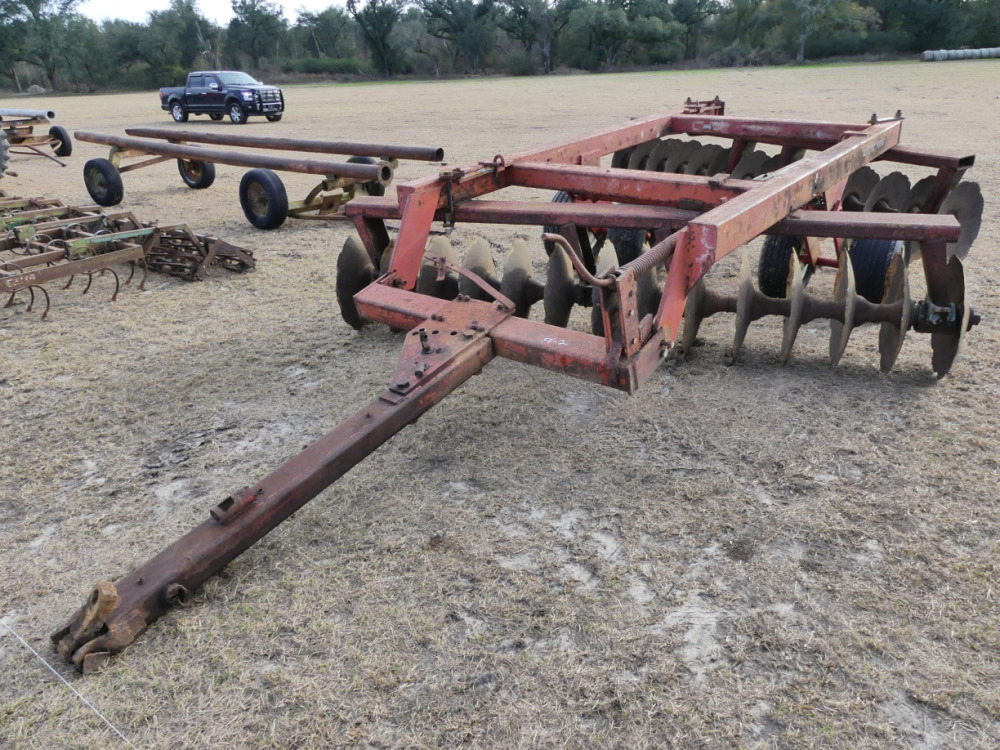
[52,100,983,673]
[73,129,443,229]
[0,190,253,317]
[0,109,73,174]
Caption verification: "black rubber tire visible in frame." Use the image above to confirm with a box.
[848,238,902,303]
[49,125,72,157]
[757,234,805,298]
[347,155,385,197]
[210,114,224,121]
[228,101,247,124]
[177,157,216,189]
[543,191,573,256]
[266,114,283,122]
[83,158,124,206]
[607,227,646,265]
[170,101,188,123]
[239,168,288,229]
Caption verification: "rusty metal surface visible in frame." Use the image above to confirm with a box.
[52,296,508,673]
[125,127,444,162]
[75,131,393,183]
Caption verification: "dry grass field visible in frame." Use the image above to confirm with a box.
[1,61,998,749]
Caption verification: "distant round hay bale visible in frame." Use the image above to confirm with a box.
[922,50,934,61]
[934,50,948,61]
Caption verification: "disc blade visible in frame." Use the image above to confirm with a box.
[682,144,723,176]
[733,250,755,362]
[459,237,497,300]
[780,254,806,363]
[730,150,769,180]
[682,279,707,353]
[644,138,682,173]
[500,238,535,318]
[591,245,618,336]
[829,252,856,367]
[544,246,575,328]
[864,172,910,212]
[842,167,879,210]
[931,257,968,378]
[878,253,912,373]
[938,181,983,260]
[662,141,702,173]
[335,235,375,330]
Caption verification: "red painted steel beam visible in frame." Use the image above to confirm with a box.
[770,210,960,241]
[52,298,506,672]
[505,162,754,207]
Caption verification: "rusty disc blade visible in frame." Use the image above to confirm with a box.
[682,144,723,176]
[662,141,702,173]
[732,250,755,362]
[335,235,375,330]
[829,252,856,367]
[544,245,575,328]
[500,238,535,318]
[644,138,682,173]
[730,150,769,180]
[865,172,910,212]
[931,257,969,378]
[706,147,732,176]
[842,167,879,210]
[458,237,496,301]
[681,279,707,354]
[938,181,983,260]
[626,140,660,171]
[878,253,912,373]
[610,146,634,170]
[417,236,458,299]
[780,254,806,363]
[591,245,618,336]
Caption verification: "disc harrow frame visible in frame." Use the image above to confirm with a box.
[51,101,982,674]
[0,109,72,171]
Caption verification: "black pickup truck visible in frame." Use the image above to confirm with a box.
[159,71,284,124]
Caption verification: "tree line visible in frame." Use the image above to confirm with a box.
[0,0,997,92]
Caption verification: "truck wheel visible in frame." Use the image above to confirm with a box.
[177,158,216,190]
[266,114,282,122]
[239,169,287,229]
[346,155,385,197]
[210,114,223,121]
[228,101,247,124]
[170,101,188,123]
[83,158,124,206]
[49,125,72,157]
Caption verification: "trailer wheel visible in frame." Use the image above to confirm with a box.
[83,158,124,207]
[848,238,902,303]
[49,125,72,157]
[607,227,646,265]
[210,114,223,121]
[239,168,287,229]
[170,101,188,123]
[266,114,283,122]
[758,235,806,298]
[177,158,216,190]
[346,155,385,197]
[228,101,247,124]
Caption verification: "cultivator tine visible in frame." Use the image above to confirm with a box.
[500,238,543,318]
[938,182,983,260]
[336,235,377,330]
[458,238,499,301]
[865,172,911,212]
[841,167,880,210]
[25,284,51,319]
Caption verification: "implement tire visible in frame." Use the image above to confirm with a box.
[239,168,288,230]
[758,234,805,298]
[83,158,124,206]
[49,125,72,157]
[177,157,216,189]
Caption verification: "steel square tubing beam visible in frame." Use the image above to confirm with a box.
[125,128,444,162]
[657,119,902,340]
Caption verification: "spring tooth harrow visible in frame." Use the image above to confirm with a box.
[52,100,983,673]
[0,191,254,318]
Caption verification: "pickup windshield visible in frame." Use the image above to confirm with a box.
[217,72,260,85]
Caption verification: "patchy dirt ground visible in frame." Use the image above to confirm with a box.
[1,61,999,749]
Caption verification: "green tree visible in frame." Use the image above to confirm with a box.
[347,0,407,77]
[293,7,356,58]
[498,0,580,72]
[16,0,82,90]
[228,0,287,68]
[781,0,876,63]
[671,0,719,58]
[420,0,497,73]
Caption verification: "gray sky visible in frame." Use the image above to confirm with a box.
[77,0,342,25]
